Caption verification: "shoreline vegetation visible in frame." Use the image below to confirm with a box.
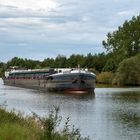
[96,53,140,86]
[0,107,89,140]
[0,52,140,87]
[0,15,140,86]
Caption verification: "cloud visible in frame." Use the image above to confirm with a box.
[117,11,135,16]
[0,0,58,11]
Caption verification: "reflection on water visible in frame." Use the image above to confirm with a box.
[0,79,140,140]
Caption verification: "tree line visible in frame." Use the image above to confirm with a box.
[0,53,107,75]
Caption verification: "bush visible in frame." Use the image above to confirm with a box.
[34,106,90,140]
[96,72,115,84]
[114,53,140,86]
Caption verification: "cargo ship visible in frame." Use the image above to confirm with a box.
[2,67,96,93]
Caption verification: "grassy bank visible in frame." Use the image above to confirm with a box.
[0,107,89,140]
[0,108,42,140]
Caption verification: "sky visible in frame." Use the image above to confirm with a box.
[0,0,140,62]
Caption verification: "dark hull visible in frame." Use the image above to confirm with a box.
[3,73,96,94]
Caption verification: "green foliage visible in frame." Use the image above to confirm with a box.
[103,15,140,68]
[0,108,41,140]
[96,72,115,84]
[67,54,85,68]
[6,57,41,69]
[41,58,55,68]
[0,62,6,77]
[39,107,62,140]
[0,123,41,140]
[54,55,67,68]
[114,53,140,85]
[62,117,89,140]
[102,58,117,72]
[0,107,90,140]
[83,53,107,72]
[34,107,90,140]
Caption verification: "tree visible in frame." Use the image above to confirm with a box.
[102,58,116,72]
[114,53,140,85]
[0,62,6,77]
[103,15,140,66]
[68,54,85,68]
[7,57,25,68]
[54,55,67,68]
[41,58,55,68]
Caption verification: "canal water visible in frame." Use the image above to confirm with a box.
[0,78,140,140]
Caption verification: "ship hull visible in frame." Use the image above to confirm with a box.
[3,72,96,94]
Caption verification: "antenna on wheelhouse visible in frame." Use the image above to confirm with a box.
[77,64,81,73]
[78,64,80,69]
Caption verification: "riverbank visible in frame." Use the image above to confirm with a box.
[0,108,41,140]
[0,107,89,140]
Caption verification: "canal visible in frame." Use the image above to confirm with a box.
[0,79,140,140]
